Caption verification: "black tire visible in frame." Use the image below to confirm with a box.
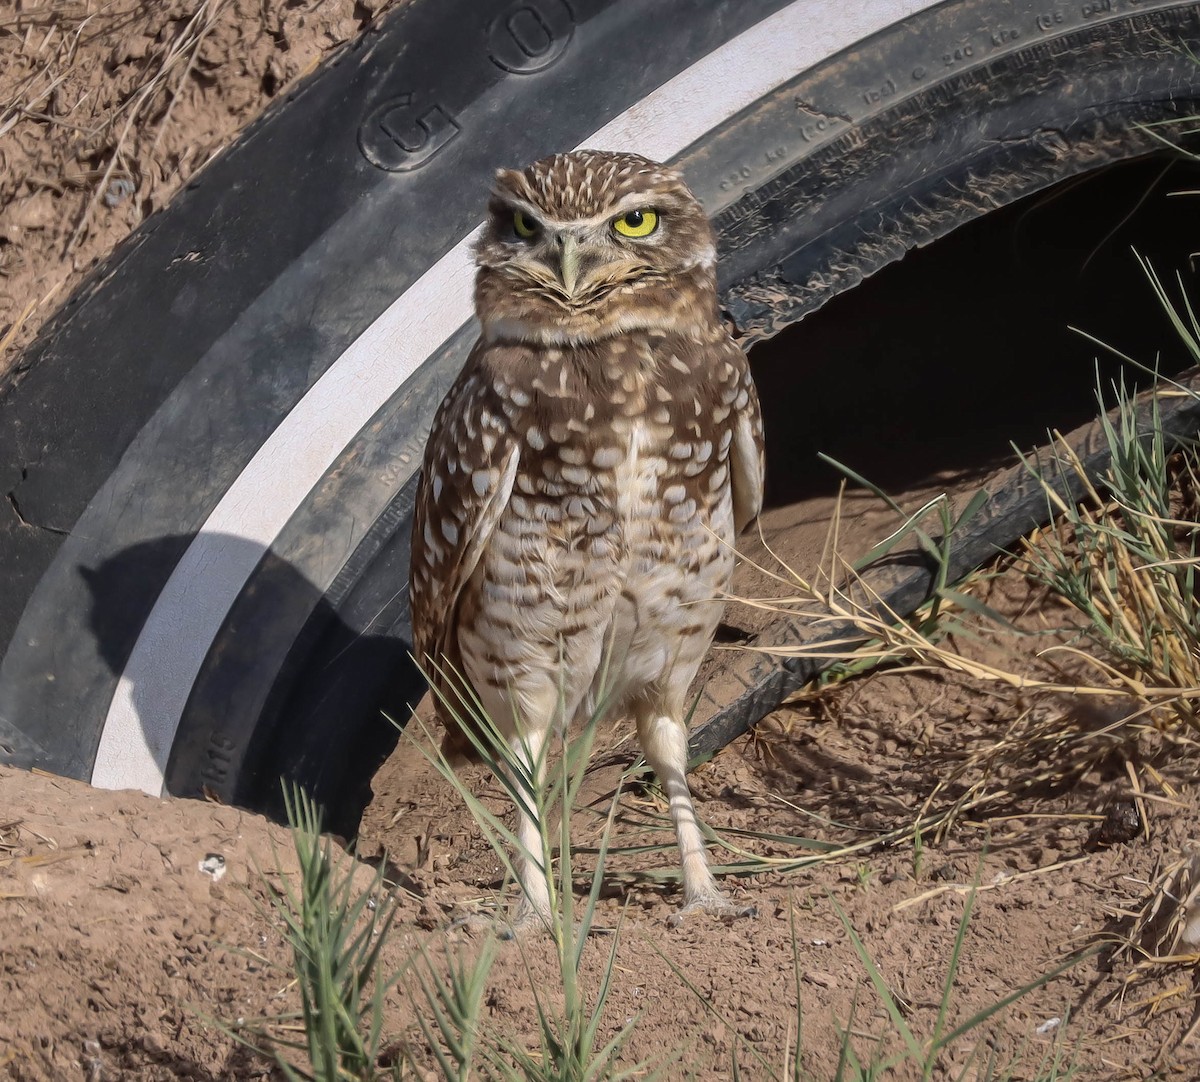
[2,0,1199,834]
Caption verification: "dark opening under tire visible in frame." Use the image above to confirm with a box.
[2,0,1199,836]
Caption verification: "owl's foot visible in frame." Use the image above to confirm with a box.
[450,901,554,940]
[448,909,505,936]
[452,905,617,941]
[667,891,757,928]
[502,900,556,940]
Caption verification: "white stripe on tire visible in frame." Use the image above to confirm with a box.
[92,0,940,794]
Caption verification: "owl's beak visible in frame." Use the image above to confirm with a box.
[555,232,580,296]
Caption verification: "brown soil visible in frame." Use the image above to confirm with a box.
[5,558,1200,1080]
[0,0,390,375]
[2,5,1199,1081]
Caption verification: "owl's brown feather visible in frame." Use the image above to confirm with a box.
[409,348,520,759]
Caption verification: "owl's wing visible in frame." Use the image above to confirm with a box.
[409,351,520,694]
[729,349,765,534]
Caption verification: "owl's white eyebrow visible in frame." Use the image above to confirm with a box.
[606,191,665,220]
[499,191,666,234]
[497,197,549,226]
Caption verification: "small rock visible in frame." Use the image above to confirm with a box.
[197,853,226,881]
[109,35,153,65]
[103,178,136,209]
[3,192,56,233]
[1087,801,1143,848]
[803,970,836,988]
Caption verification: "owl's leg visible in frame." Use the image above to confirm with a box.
[506,721,553,931]
[636,708,755,925]
[456,624,557,933]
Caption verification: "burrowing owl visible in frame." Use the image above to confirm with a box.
[409,149,764,927]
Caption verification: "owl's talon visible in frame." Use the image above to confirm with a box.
[448,910,503,935]
[667,895,757,928]
[452,905,616,940]
[448,907,546,940]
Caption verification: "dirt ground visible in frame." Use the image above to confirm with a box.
[2,3,1199,1080]
[5,565,1200,1079]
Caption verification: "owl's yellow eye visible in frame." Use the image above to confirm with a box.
[512,210,539,239]
[612,209,658,238]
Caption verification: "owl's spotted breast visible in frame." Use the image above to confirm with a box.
[451,333,736,724]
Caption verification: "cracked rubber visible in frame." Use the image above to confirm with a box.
[1,0,1200,836]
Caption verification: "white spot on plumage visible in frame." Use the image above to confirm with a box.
[668,499,698,524]
[422,521,444,564]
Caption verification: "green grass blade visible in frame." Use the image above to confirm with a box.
[829,894,922,1064]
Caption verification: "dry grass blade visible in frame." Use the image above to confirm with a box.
[1101,843,1200,1049]
[0,844,91,869]
[913,700,1193,850]
[0,300,38,359]
[65,0,228,251]
[1111,845,1200,971]
[1015,376,1200,738]
[0,2,132,140]
[701,367,1200,916]
[0,820,22,851]
[740,529,1195,730]
[892,856,1091,913]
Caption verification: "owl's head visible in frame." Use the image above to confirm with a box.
[473,150,718,346]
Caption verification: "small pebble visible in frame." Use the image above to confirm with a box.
[104,177,136,209]
[197,853,226,881]
[1087,800,1142,848]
